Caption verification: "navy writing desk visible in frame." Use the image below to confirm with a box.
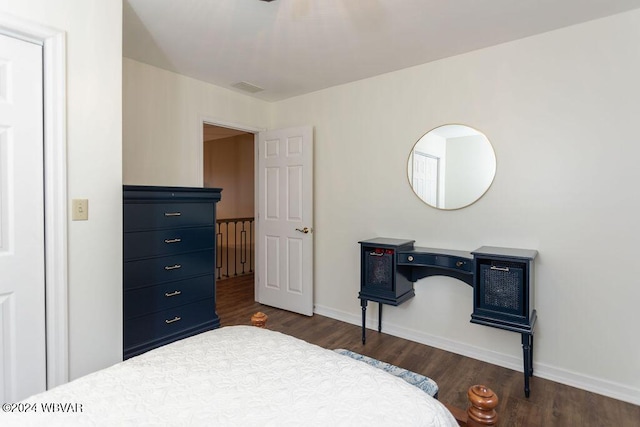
[359,238,537,397]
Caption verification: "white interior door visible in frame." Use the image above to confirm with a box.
[0,33,46,402]
[412,151,439,207]
[256,126,313,316]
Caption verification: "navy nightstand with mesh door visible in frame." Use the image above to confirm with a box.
[358,238,415,345]
[471,246,538,398]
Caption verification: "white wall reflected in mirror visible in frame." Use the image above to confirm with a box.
[408,124,496,210]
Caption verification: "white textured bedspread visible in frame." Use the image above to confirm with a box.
[2,326,457,426]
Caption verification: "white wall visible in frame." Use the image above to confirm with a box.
[445,135,495,209]
[0,0,123,380]
[272,11,640,404]
[123,58,270,187]
[122,10,640,404]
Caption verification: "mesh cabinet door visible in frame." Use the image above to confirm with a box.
[364,249,394,291]
[475,259,528,323]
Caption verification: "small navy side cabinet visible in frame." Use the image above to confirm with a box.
[358,238,415,344]
[471,246,538,397]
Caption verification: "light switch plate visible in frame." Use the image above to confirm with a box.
[72,199,88,221]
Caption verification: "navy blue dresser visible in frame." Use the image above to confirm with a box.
[123,185,222,359]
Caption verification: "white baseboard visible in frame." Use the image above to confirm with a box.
[313,304,640,406]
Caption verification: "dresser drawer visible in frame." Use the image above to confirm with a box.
[124,202,214,231]
[124,250,215,290]
[124,226,215,260]
[124,275,214,319]
[124,298,215,349]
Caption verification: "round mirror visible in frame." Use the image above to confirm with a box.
[407,124,496,210]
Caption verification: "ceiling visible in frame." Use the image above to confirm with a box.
[124,0,640,102]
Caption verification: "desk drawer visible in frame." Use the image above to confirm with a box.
[124,298,214,349]
[124,202,214,231]
[124,227,215,260]
[124,275,214,319]
[124,250,215,290]
[397,252,473,273]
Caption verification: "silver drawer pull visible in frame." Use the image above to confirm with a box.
[490,266,510,272]
[164,212,182,217]
[164,238,182,244]
[407,255,414,262]
[165,290,182,297]
[164,264,182,271]
[165,316,181,324]
[456,261,465,267]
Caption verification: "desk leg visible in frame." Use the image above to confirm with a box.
[529,333,534,376]
[378,303,383,333]
[361,299,368,344]
[521,333,533,398]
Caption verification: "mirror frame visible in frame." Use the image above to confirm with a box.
[407,124,496,210]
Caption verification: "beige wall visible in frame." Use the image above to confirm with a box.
[204,133,255,220]
[122,10,640,404]
[123,58,269,187]
[1,0,123,380]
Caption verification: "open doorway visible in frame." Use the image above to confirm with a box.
[203,124,256,284]
[204,123,314,316]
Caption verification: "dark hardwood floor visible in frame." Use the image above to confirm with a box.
[217,274,639,426]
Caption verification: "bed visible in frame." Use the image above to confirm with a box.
[3,324,496,426]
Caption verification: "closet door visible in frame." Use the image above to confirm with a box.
[0,33,46,402]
